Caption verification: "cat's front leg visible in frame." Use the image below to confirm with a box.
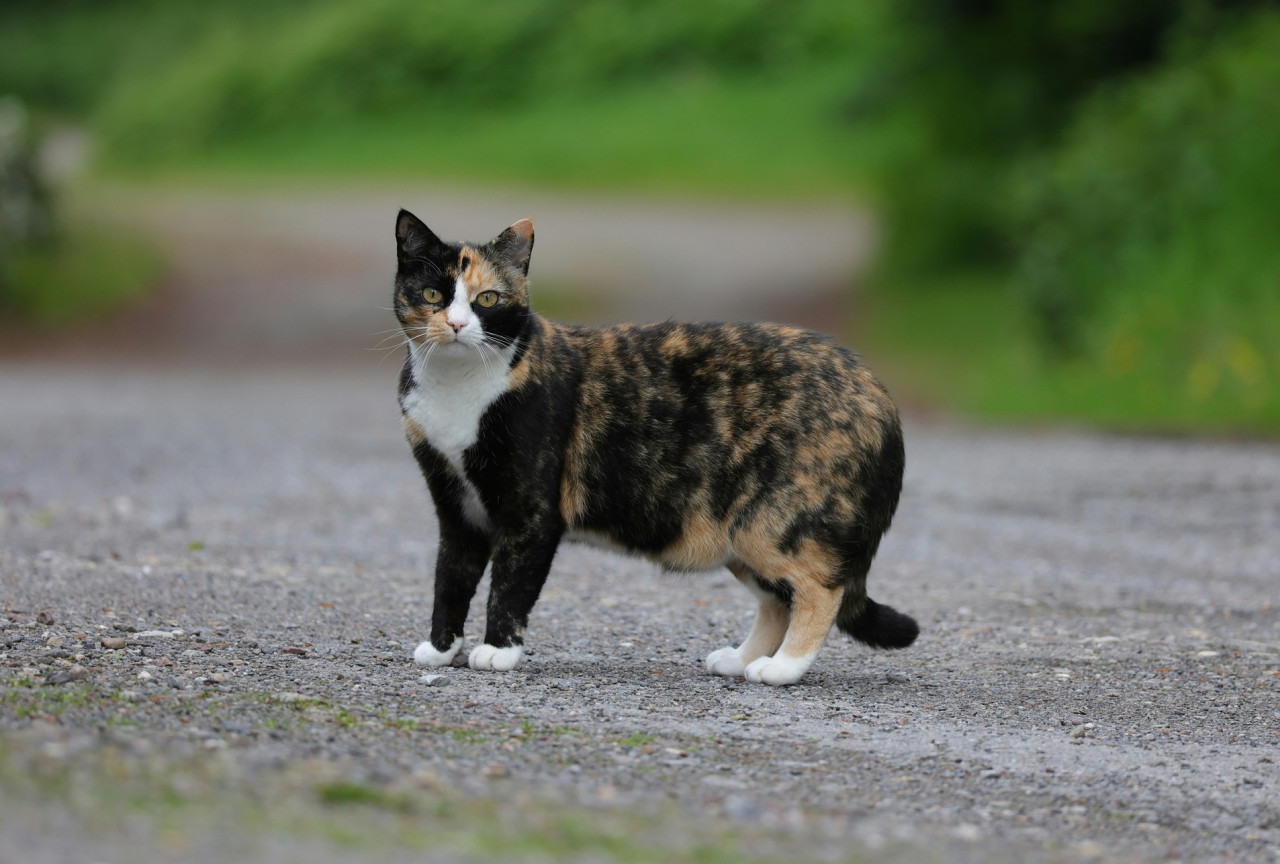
[414,517,491,667]
[468,528,560,672]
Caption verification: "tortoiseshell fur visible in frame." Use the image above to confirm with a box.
[394,210,917,686]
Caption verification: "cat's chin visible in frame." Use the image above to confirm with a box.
[421,340,484,364]
[438,339,476,356]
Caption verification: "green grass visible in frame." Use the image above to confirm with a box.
[316,780,406,809]
[450,727,488,744]
[0,731,873,864]
[617,732,658,748]
[102,67,869,201]
[3,681,96,719]
[860,274,1280,435]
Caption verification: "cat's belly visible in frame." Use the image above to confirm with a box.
[563,528,730,572]
[563,529,638,559]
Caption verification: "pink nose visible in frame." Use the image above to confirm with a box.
[448,320,464,333]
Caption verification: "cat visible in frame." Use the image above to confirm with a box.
[394,210,917,686]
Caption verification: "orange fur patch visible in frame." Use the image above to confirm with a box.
[659,504,732,571]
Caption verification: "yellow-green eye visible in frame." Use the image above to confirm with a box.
[424,288,443,304]
[476,290,499,308]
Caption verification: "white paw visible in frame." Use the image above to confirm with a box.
[468,643,523,672]
[705,646,746,677]
[743,653,815,686]
[413,637,461,667]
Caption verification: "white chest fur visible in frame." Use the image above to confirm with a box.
[402,343,516,530]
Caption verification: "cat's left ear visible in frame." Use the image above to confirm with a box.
[492,218,535,275]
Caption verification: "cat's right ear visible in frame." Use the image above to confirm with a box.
[395,210,446,261]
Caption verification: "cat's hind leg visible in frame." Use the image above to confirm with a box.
[741,571,841,686]
[705,562,788,678]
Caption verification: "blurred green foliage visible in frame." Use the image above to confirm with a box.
[0,94,56,316]
[0,0,307,114]
[857,0,1280,430]
[2,0,1276,429]
[0,94,158,325]
[3,223,161,324]
[88,0,879,166]
[1015,16,1280,412]
[859,0,1189,272]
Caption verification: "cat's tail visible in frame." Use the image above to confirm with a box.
[836,594,919,649]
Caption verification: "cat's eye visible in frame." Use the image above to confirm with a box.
[423,288,443,304]
[476,291,499,308]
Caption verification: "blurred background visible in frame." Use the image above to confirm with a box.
[1,0,1277,432]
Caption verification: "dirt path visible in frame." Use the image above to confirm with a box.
[1,185,1277,863]
[60,182,871,363]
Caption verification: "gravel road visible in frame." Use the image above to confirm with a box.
[1,182,1277,862]
[2,361,1277,863]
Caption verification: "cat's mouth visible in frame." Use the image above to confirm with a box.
[438,337,473,353]
[428,329,486,356]
[403,326,470,350]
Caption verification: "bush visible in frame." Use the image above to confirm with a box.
[862,0,1279,273]
[0,96,55,308]
[1014,14,1280,415]
[0,97,159,324]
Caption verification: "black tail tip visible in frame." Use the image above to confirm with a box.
[841,599,919,649]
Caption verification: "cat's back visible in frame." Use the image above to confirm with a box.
[551,319,895,425]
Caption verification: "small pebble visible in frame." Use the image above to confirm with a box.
[45,664,88,685]
[418,674,450,687]
[101,636,128,649]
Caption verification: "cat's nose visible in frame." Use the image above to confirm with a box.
[448,320,464,333]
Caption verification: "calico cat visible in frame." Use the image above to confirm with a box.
[394,210,917,686]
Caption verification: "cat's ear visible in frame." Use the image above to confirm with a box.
[492,218,535,275]
[395,209,446,261]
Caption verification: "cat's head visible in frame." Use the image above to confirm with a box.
[393,210,534,356]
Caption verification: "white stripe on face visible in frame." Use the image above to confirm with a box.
[445,278,473,335]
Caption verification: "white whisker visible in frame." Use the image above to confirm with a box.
[479,341,510,375]
[484,332,519,350]
[369,334,411,350]
[474,340,494,377]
